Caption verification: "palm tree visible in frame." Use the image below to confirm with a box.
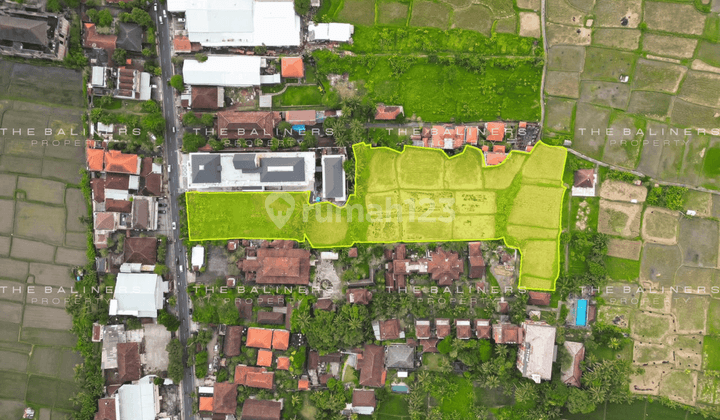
[485,375,500,389]
[291,393,301,407]
[608,337,621,349]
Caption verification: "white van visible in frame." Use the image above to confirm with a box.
[168,164,171,173]
[159,15,163,24]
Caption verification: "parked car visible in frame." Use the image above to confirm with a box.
[172,222,176,230]
[159,203,167,208]
[159,209,166,214]
[178,264,183,272]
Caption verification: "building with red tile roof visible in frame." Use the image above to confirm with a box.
[427,248,463,286]
[239,246,311,285]
[235,365,275,389]
[257,349,273,367]
[172,35,200,52]
[468,242,485,279]
[528,291,551,306]
[561,341,585,387]
[493,145,506,153]
[485,152,506,166]
[240,399,282,420]
[497,298,510,314]
[415,319,432,339]
[313,298,335,311]
[493,323,522,344]
[225,326,243,357]
[199,396,213,412]
[285,110,316,125]
[465,126,478,145]
[374,104,404,120]
[347,288,372,304]
[87,147,105,171]
[281,57,304,78]
[430,125,466,149]
[104,150,141,174]
[485,122,505,142]
[123,237,157,265]
[83,23,116,55]
[475,319,492,339]
[455,319,472,339]
[351,390,376,415]
[105,199,132,213]
[257,311,285,325]
[95,398,116,420]
[217,111,281,140]
[272,329,290,350]
[374,319,403,340]
[214,382,238,414]
[358,344,385,388]
[191,86,223,110]
[435,319,450,339]
[90,178,105,203]
[117,342,141,383]
[246,327,273,349]
[276,356,290,370]
[420,338,439,353]
[298,378,310,390]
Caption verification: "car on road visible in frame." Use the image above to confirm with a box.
[176,257,179,265]
[168,165,171,173]
[172,127,176,133]
[178,264,184,272]
[172,222,176,230]
[163,9,167,17]
[159,203,167,208]
[153,3,157,11]
[159,15,163,24]
[159,209,166,214]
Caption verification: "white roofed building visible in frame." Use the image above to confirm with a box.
[191,245,205,271]
[109,273,168,318]
[183,56,262,87]
[168,0,301,47]
[116,376,159,420]
[308,22,354,42]
[517,321,557,383]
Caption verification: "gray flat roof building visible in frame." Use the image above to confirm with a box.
[321,155,347,201]
[187,152,315,191]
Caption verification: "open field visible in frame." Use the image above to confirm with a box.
[189,142,567,289]
[0,60,84,418]
[597,200,642,238]
[642,207,679,245]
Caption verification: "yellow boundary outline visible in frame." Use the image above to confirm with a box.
[186,141,569,291]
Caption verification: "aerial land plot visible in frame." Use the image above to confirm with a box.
[336,0,375,25]
[600,180,647,202]
[0,199,14,234]
[3,137,44,159]
[521,142,566,182]
[16,177,65,205]
[670,99,720,129]
[188,143,567,289]
[22,306,72,330]
[674,266,716,291]
[0,301,23,324]
[41,159,83,185]
[643,2,706,35]
[705,335,720,370]
[658,370,697,405]
[517,0,540,10]
[520,240,558,280]
[592,29,641,50]
[677,136,711,185]
[640,243,682,286]
[454,5,494,35]
[656,135,687,182]
[13,202,66,245]
[0,399,25,420]
[696,40,720,68]
[698,374,720,404]
[65,232,87,249]
[626,91,672,120]
[494,16,517,34]
[642,34,698,59]
[5,62,83,107]
[602,113,644,167]
[444,148,483,190]
[0,155,43,176]
[573,103,611,159]
[630,366,663,394]
[547,0,587,26]
[0,370,28,400]
[678,71,720,108]
[10,238,54,263]
[28,263,71,288]
[410,1,451,29]
[642,207,679,244]
[632,59,687,94]
[631,311,674,341]
[673,294,709,333]
[55,247,86,266]
[709,299,720,335]
[592,0,641,27]
[365,148,398,192]
[28,347,62,377]
[581,47,636,81]
[673,335,704,370]
[635,122,670,178]
[0,257,29,281]
[0,236,9,256]
[546,23,591,45]
[0,349,28,372]
[578,80,630,109]
[544,97,575,133]
[607,238,642,260]
[545,71,580,98]
[377,1,409,26]
[19,328,76,347]
[634,342,672,364]
[678,217,719,268]
[605,256,641,281]
[0,174,17,197]
[597,199,642,238]
[683,190,713,217]
[518,12,541,38]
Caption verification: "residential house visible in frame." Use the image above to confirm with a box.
[172,35,201,53]
[167,0,301,47]
[281,57,304,78]
[191,245,204,271]
[468,242,485,279]
[358,344,385,388]
[188,86,224,109]
[284,110,317,127]
[95,398,116,420]
[240,399,282,420]
[258,311,285,325]
[224,326,243,357]
[257,349,273,367]
[139,157,162,196]
[419,338,439,354]
[272,330,289,351]
[455,319,472,339]
[0,12,70,61]
[216,110,281,139]
[528,291,551,306]
[239,244,311,285]
[374,104,403,120]
[117,342,141,383]
[114,67,152,101]
[109,273,167,318]
[246,327,273,349]
[187,151,314,192]
[104,150,141,175]
[427,247,463,286]
[234,365,274,389]
[561,341,585,387]
[346,289,372,304]
[115,376,159,420]
[485,122,505,141]
[83,22,116,62]
[116,22,142,53]
[349,390,376,415]
[435,319,450,339]
[183,56,266,87]
[493,323,521,344]
[123,237,157,265]
[475,319,492,339]
[372,319,404,341]
[314,299,335,311]
[571,169,597,197]
[517,321,557,383]
[414,320,431,340]
[385,345,414,370]
[213,382,238,415]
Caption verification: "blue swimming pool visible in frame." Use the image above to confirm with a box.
[576,299,588,326]
[391,385,409,393]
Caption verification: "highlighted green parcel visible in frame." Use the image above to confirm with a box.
[186,142,568,290]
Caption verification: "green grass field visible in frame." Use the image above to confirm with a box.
[271,86,324,107]
[187,142,567,289]
[605,256,641,281]
[703,336,720,370]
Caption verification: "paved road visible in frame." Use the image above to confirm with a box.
[153,4,195,420]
